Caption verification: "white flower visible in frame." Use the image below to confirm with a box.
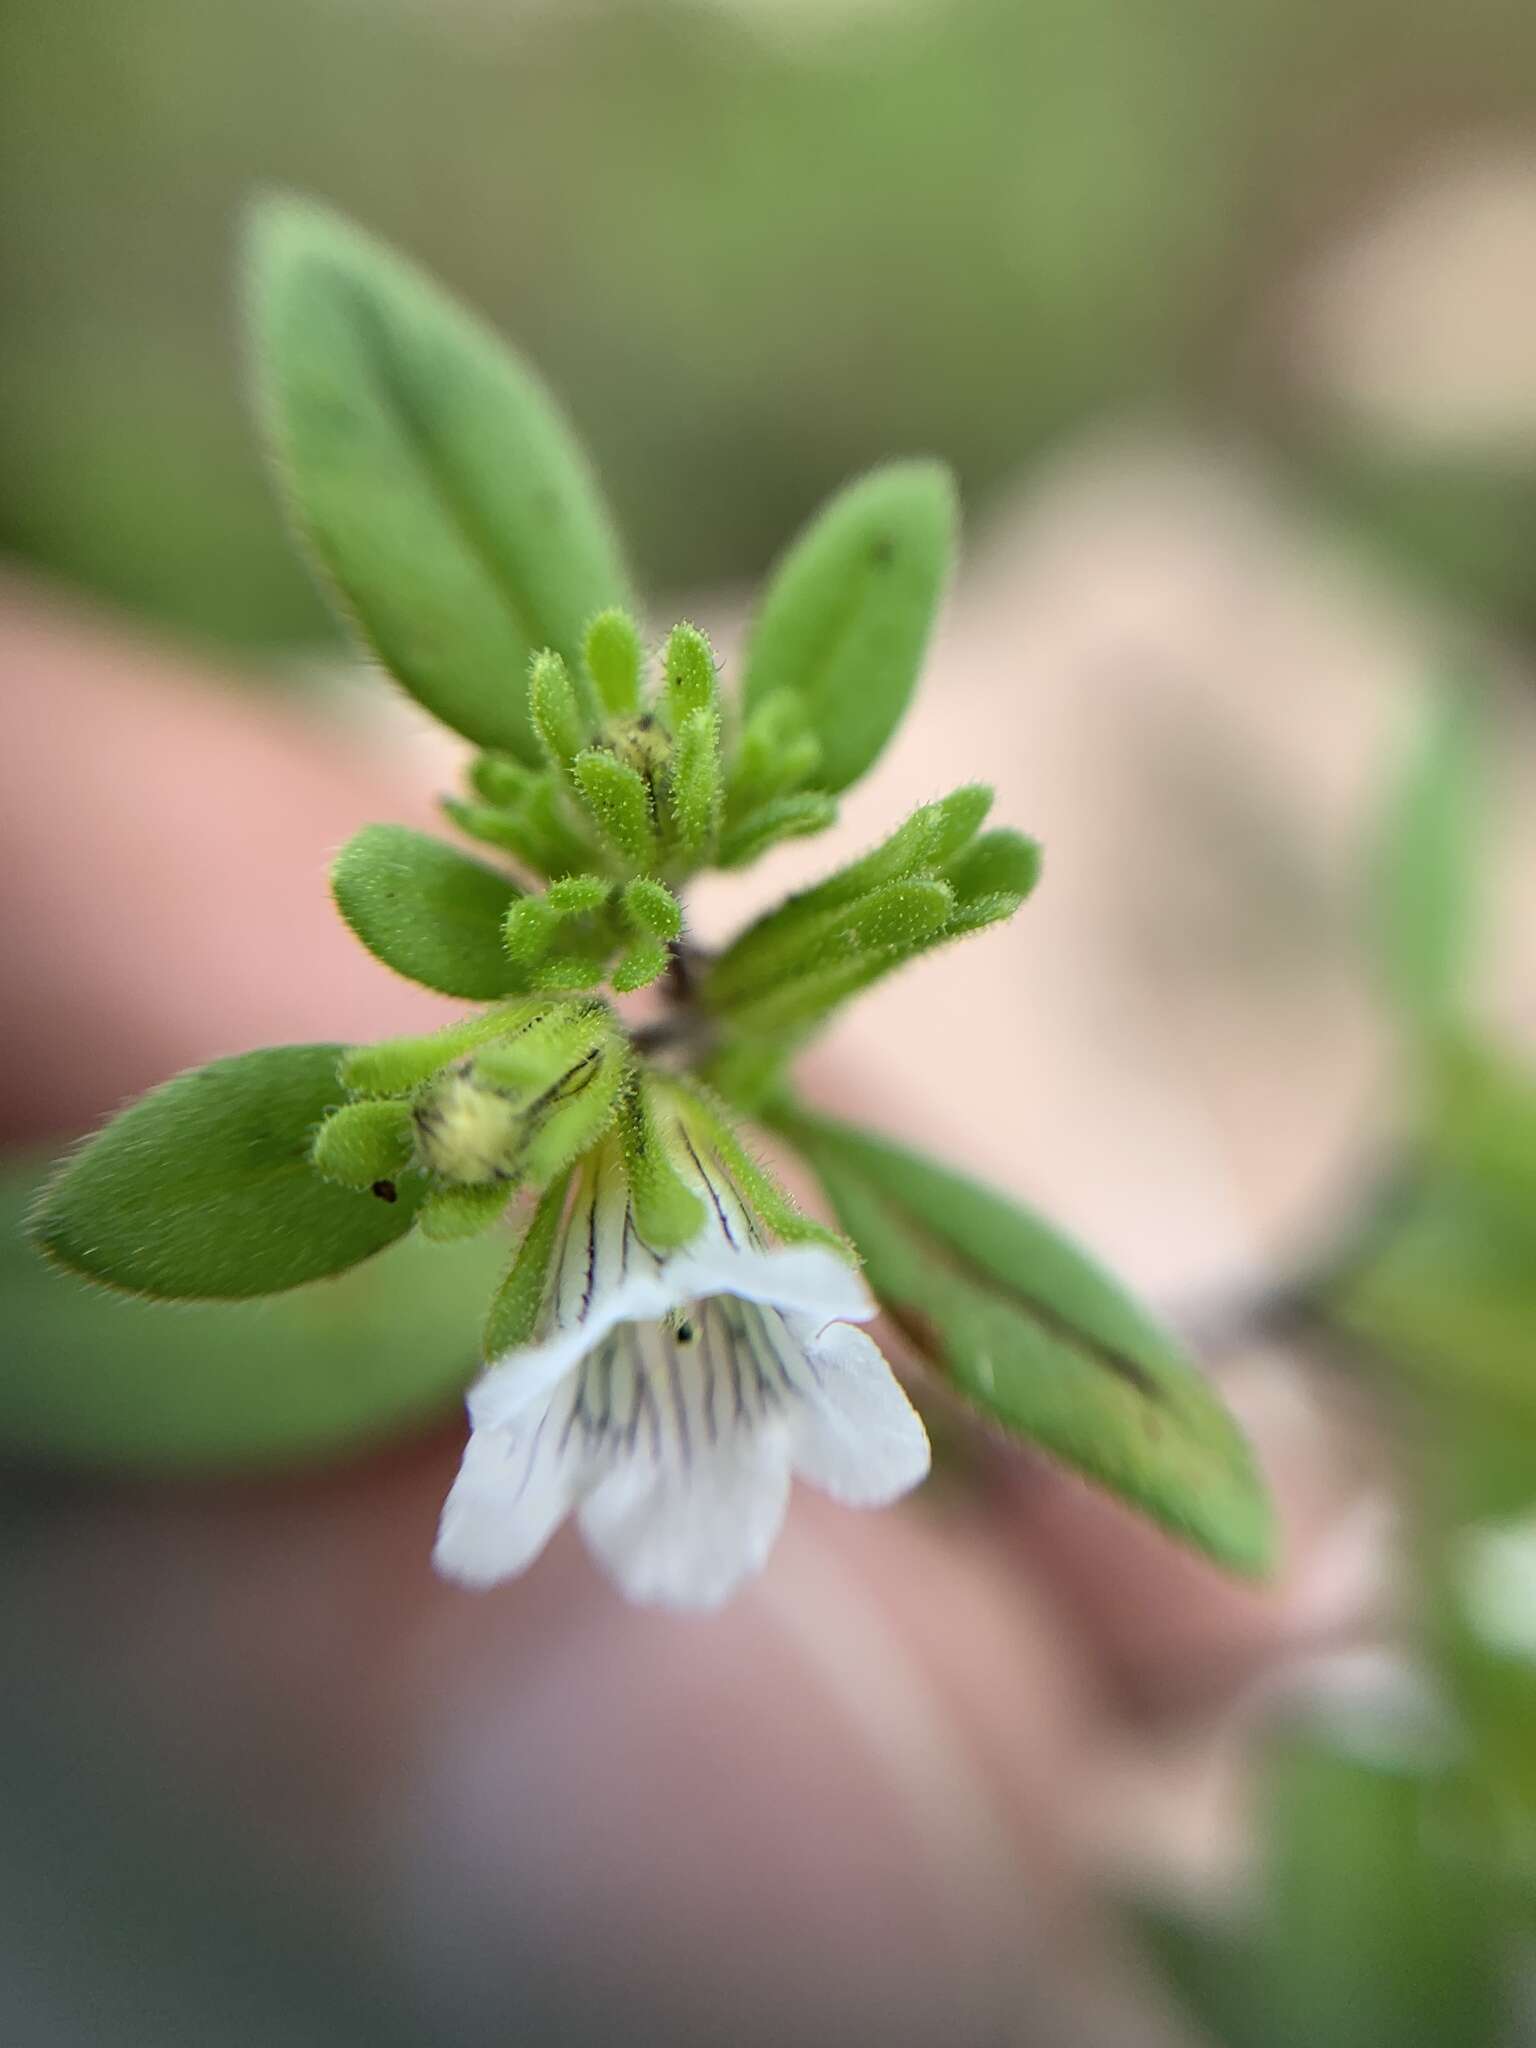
[433,1119,930,1610]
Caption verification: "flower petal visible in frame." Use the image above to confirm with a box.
[433,1388,582,1589]
[577,1427,793,1611]
[469,1211,871,1432]
[788,1322,931,1507]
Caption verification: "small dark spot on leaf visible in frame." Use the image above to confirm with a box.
[371,1179,399,1203]
[870,535,895,566]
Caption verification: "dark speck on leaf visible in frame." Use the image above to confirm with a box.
[870,535,895,565]
[371,1179,399,1203]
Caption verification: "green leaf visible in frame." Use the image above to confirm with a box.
[742,460,957,793]
[665,706,724,863]
[341,1002,545,1097]
[778,1107,1272,1574]
[311,1098,416,1188]
[572,748,658,868]
[331,824,529,1000]
[2,1153,500,1470]
[715,790,837,869]
[584,608,644,718]
[249,197,632,757]
[617,1077,706,1251]
[29,1046,424,1301]
[1371,673,1482,1033]
[528,649,592,769]
[661,621,720,727]
[417,1181,512,1243]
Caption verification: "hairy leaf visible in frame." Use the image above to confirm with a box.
[250,198,631,756]
[30,1045,422,1299]
[331,824,528,999]
[742,461,956,793]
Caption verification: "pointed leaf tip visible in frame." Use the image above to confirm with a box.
[247,196,632,758]
[743,459,958,794]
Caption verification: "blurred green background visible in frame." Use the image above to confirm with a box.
[7,0,1536,652]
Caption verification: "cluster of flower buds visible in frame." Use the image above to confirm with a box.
[430,613,839,997]
[28,201,1272,1611]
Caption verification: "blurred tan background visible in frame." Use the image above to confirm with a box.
[4,0,1536,2041]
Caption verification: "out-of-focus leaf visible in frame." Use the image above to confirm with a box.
[330,824,529,1000]
[1260,1742,1499,2048]
[1422,1032,1536,1219]
[1325,1171,1536,1426]
[2,1154,499,1469]
[1310,445,1536,640]
[249,197,632,756]
[1139,1742,1502,2048]
[741,462,956,794]
[779,1107,1272,1575]
[1371,672,1481,1033]
[28,1046,420,1300]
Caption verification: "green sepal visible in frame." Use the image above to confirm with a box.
[1372,670,1483,1037]
[716,791,837,870]
[618,1076,706,1250]
[443,785,595,882]
[546,872,612,916]
[573,748,658,869]
[519,1040,629,1186]
[665,707,723,863]
[712,787,987,986]
[786,785,992,917]
[310,1098,416,1188]
[467,751,536,808]
[483,1172,572,1358]
[331,823,529,1000]
[531,955,609,992]
[30,1046,425,1301]
[674,1081,848,1254]
[417,1181,513,1243]
[725,689,821,819]
[709,875,954,1016]
[411,1004,620,1187]
[469,1000,615,1097]
[248,198,631,758]
[341,1002,547,1096]
[742,459,957,793]
[723,959,886,1040]
[612,942,670,993]
[529,648,591,769]
[622,876,683,942]
[777,1106,1274,1576]
[661,621,719,728]
[943,828,1042,933]
[503,895,558,964]
[584,607,644,718]
[944,826,1040,902]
